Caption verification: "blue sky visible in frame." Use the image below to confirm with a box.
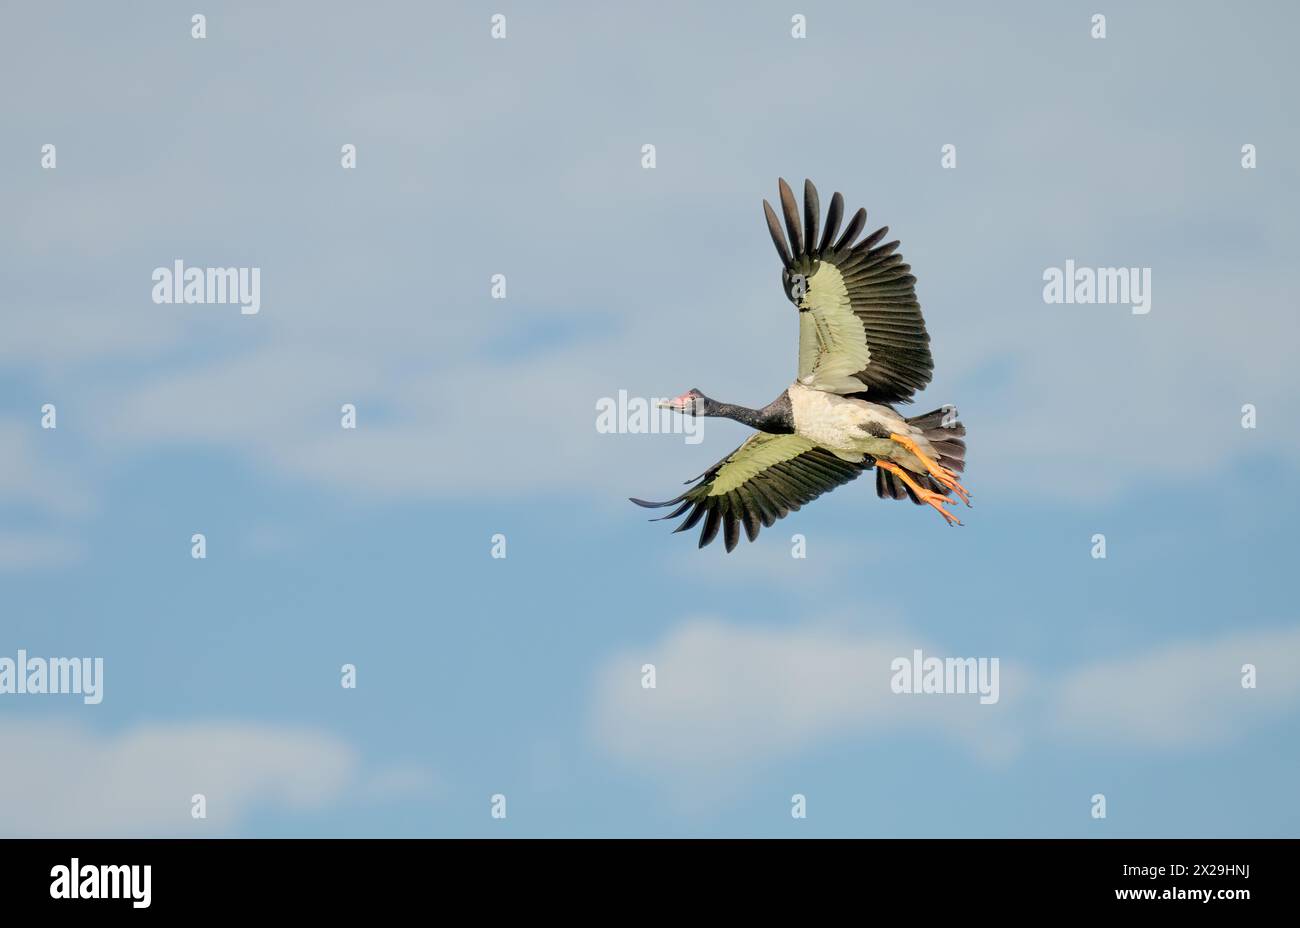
[2,1,1298,837]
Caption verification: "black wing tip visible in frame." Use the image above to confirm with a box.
[762,199,793,267]
[777,178,803,257]
[771,179,876,262]
[802,179,820,258]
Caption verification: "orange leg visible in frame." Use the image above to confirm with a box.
[877,461,961,526]
[888,434,971,507]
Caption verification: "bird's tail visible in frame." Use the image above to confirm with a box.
[875,406,967,503]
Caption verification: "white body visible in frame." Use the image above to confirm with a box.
[787,382,932,470]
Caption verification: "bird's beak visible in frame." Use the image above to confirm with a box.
[659,392,693,411]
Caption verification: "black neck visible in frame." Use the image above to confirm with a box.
[706,392,793,434]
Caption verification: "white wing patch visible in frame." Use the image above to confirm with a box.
[707,433,816,496]
[796,261,871,394]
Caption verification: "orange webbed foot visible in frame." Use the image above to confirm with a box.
[888,433,971,507]
[877,461,963,526]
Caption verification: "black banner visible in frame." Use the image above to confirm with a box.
[0,838,1282,914]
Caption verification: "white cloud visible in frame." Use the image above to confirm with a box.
[0,300,185,364]
[592,619,1300,788]
[591,619,1024,786]
[0,422,94,573]
[0,421,94,519]
[0,531,84,571]
[0,719,432,836]
[1053,626,1300,746]
[86,335,731,502]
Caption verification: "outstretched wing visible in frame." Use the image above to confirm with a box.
[763,178,933,403]
[631,433,871,552]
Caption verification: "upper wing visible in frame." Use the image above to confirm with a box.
[630,433,870,552]
[763,178,934,403]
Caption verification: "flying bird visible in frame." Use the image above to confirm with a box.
[632,178,970,551]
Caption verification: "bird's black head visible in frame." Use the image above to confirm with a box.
[658,388,710,416]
